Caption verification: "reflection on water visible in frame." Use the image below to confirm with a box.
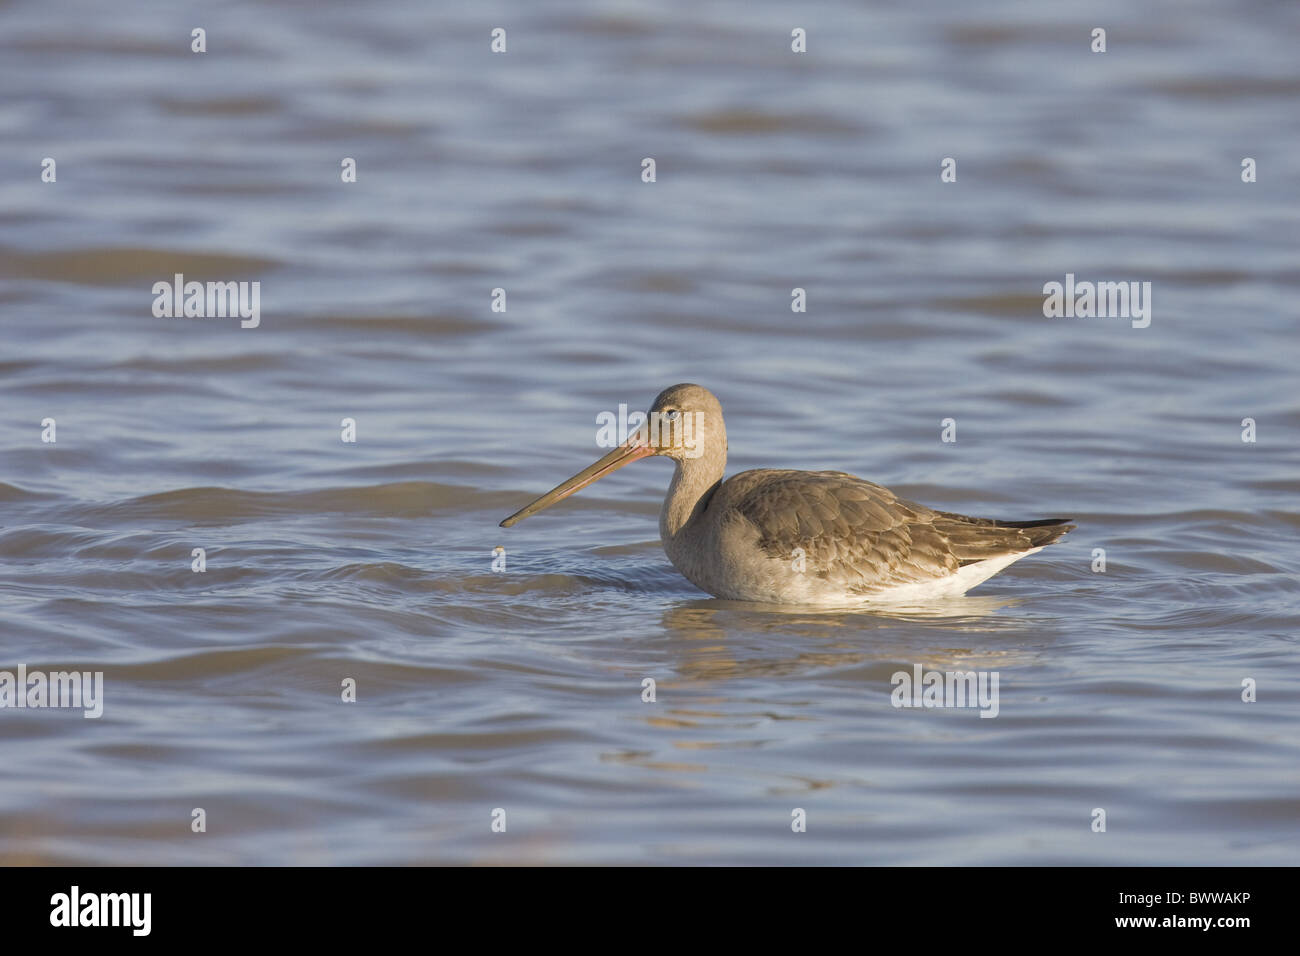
[2,0,1298,864]
[659,603,1046,685]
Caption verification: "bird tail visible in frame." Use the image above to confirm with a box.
[989,517,1076,548]
[930,512,1075,564]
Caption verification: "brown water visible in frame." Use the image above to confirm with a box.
[2,0,1298,864]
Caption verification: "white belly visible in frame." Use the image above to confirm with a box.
[672,545,1042,606]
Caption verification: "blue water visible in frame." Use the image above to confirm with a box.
[1,0,1297,864]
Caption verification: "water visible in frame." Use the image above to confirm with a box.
[1,0,1297,864]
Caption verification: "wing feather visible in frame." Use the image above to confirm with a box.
[718,470,1071,593]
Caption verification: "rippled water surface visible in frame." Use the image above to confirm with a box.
[2,0,1298,864]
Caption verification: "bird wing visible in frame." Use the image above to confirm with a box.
[719,470,1070,593]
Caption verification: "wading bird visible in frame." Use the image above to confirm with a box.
[500,384,1073,605]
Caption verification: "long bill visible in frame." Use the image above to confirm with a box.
[499,432,655,527]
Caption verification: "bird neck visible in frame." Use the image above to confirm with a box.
[659,445,725,543]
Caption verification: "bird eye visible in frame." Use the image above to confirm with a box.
[663,409,680,421]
